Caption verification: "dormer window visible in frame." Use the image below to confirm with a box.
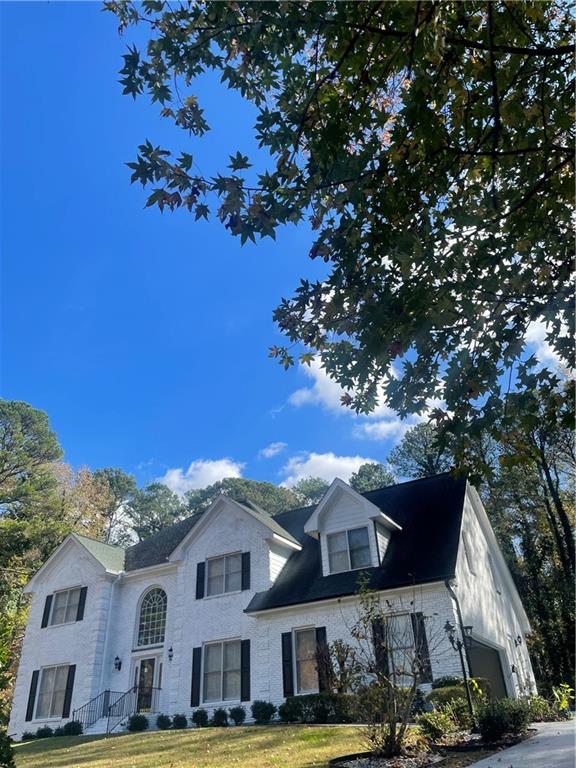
[327,527,371,573]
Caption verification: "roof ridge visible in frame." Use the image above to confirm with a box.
[72,532,125,550]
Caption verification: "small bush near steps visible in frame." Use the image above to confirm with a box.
[34,727,54,739]
[156,714,172,730]
[251,700,276,724]
[172,713,188,729]
[127,714,149,732]
[191,708,208,727]
[228,706,246,725]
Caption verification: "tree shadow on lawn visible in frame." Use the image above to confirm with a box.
[14,725,363,768]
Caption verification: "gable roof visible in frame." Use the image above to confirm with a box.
[125,512,204,571]
[245,472,468,613]
[72,534,125,573]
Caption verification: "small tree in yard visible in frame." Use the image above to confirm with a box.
[339,581,450,757]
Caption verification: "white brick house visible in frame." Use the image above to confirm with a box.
[8,473,536,739]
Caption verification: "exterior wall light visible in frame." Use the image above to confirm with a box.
[168,646,174,662]
[114,656,122,671]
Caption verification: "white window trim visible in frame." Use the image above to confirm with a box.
[293,627,319,696]
[49,586,83,627]
[134,586,168,649]
[204,552,243,598]
[201,638,242,704]
[326,526,372,574]
[34,664,70,720]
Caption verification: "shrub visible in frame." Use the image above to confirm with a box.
[278,698,302,723]
[191,708,208,727]
[62,720,83,736]
[210,707,229,727]
[35,726,54,739]
[411,688,427,716]
[228,706,246,726]
[417,710,457,742]
[552,683,574,718]
[21,732,35,742]
[251,700,276,724]
[172,713,188,729]
[127,714,149,732]
[525,695,558,722]
[477,699,530,742]
[156,714,172,730]
[432,676,463,690]
[0,730,15,768]
[53,727,65,737]
[442,698,472,730]
[427,685,468,708]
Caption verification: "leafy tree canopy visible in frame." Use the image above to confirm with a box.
[388,422,453,479]
[93,467,137,543]
[185,476,300,516]
[291,476,331,505]
[105,0,574,463]
[349,462,395,493]
[125,482,185,540]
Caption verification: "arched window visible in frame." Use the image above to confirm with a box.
[137,588,167,647]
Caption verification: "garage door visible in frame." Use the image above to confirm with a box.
[468,638,508,699]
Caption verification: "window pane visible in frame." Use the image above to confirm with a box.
[223,641,241,699]
[223,670,241,700]
[51,592,68,626]
[389,614,413,649]
[348,527,371,569]
[137,588,167,646]
[207,557,225,596]
[64,588,81,623]
[327,532,349,573]
[225,555,242,592]
[51,666,69,717]
[36,667,56,718]
[295,629,318,693]
[203,644,222,702]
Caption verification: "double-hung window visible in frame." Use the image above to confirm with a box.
[206,553,242,596]
[50,588,82,626]
[327,527,371,573]
[203,640,241,702]
[35,665,69,719]
[387,614,415,687]
[294,628,318,694]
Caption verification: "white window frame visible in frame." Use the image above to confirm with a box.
[201,639,242,704]
[35,664,70,720]
[487,552,502,594]
[386,613,416,688]
[326,526,372,574]
[49,586,82,626]
[205,552,243,597]
[293,627,319,695]
[462,530,476,575]
[136,587,168,648]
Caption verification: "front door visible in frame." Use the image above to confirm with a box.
[136,658,156,712]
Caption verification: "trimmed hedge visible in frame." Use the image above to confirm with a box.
[279,693,355,724]
[34,727,54,739]
[191,708,209,727]
[251,701,276,724]
[156,714,172,730]
[431,676,463,690]
[228,706,246,725]
[210,708,229,727]
[477,699,530,742]
[62,721,83,736]
[172,713,188,729]
[127,714,149,732]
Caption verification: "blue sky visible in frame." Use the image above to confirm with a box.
[0,3,555,495]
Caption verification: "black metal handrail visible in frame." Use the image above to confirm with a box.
[107,686,161,733]
[72,689,124,732]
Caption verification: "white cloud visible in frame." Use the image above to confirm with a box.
[280,451,377,486]
[354,419,412,441]
[525,319,563,369]
[158,458,244,496]
[258,441,288,459]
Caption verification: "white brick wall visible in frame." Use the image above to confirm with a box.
[8,489,535,740]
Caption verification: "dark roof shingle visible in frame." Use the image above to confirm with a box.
[245,473,467,613]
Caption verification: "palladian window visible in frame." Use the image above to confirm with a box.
[137,588,167,647]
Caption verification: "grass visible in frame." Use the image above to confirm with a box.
[14,725,365,768]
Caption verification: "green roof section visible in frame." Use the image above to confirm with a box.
[72,533,125,572]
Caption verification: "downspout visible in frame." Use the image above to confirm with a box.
[444,579,473,673]
[98,572,123,696]
[444,579,475,724]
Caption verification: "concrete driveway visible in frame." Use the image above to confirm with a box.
[469,720,575,768]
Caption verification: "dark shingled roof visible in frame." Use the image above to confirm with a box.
[245,472,467,613]
[125,512,204,571]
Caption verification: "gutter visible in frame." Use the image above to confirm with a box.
[444,578,472,674]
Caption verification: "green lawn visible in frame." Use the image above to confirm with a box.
[14,725,364,768]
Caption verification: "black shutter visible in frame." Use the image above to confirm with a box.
[191,647,202,706]
[62,665,76,718]
[240,639,251,701]
[241,552,251,591]
[281,632,294,697]
[76,587,87,622]
[25,670,39,721]
[315,626,331,692]
[411,612,432,683]
[372,619,389,676]
[195,562,205,600]
[41,595,53,628]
